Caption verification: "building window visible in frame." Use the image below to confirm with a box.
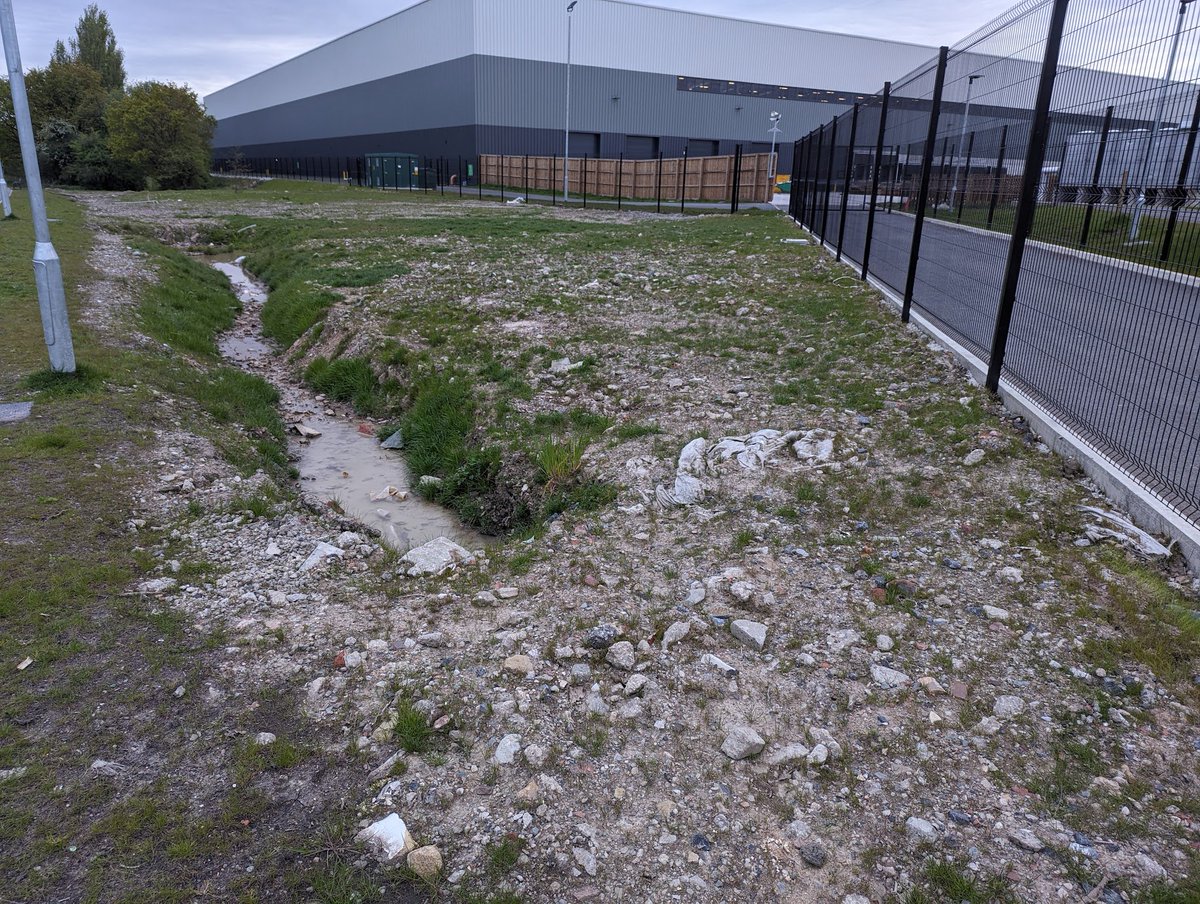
[676,75,865,104]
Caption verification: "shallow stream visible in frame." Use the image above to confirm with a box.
[212,259,483,551]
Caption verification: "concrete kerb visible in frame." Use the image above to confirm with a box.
[792,217,1200,574]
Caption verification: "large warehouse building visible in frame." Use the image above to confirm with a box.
[205,0,935,171]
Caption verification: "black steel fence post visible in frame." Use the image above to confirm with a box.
[1160,91,1200,263]
[582,154,589,208]
[986,125,1008,231]
[836,102,860,261]
[956,131,975,222]
[680,147,689,214]
[787,140,799,220]
[731,144,743,214]
[552,154,558,206]
[524,154,529,200]
[932,137,950,219]
[478,155,483,200]
[986,0,1070,392]
[902,45,950,323]
[862,82,892,280]
[656,151,663,214]
[500,155,505,202]
[821,116,839,240]
[617,153,624,211]
[810,125,825,231]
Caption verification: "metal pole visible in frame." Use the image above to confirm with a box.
[0,0,75,372]
[791,138,805,222]
[680,147,688,214]
[563,1,577,200]
[1080,107,1114,247]
[821,116,838,241]
[582,154,588,208]
[1130,0,1195,241]
[902,46,950,323]
[836,102,860,261]
[949,74,981,210]
[810,125,825,231]
[956,130,975,222]
[478,155,483,200]
[731,144,742,214]
[987,125,1008,230]
[1160,90,1200,262]
[552,153,558,205]
[932,137,950,219]
[656,151,663,213]
[0,156,11,218]
[862,82,892,280]
[986,0,1071,392]
[617,152,623,211]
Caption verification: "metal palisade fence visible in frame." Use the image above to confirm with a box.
[790,0,1200,526]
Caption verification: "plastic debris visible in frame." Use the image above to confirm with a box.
[1078,506,1173,558]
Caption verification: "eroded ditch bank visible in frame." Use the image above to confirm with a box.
[212,257,484,551]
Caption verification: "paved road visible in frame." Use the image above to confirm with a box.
[816,207,1200,518]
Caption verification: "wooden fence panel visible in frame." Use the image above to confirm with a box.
[479,153,774,204]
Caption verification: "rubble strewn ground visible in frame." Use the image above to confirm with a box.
[3,180,1198,903]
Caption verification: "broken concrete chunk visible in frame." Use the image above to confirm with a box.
[399,537,475,577]
[730,619,767,651]
[300,542,345,573]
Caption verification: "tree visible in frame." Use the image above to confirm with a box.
[66,5,125,91]
[105,82,214,190]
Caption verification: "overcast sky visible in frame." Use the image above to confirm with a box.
[7,0,1018,99]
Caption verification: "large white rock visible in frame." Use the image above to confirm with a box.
[662,620,691,652]
[400,537,475,577]
[730,619,768,651]
[300,542,345,573]
[870,663,912,689]
[355,813,417,863]
[720,725,765,760]
[493,734,522,765]
[905,816,937,842]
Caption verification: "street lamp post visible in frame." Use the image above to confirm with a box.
[768,111,783,187]
[563,0,579,202]
[0,0,76,372]
[949,73,983,211]
[1129,0,1196,241]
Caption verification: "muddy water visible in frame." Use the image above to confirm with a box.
[212,259,485,551]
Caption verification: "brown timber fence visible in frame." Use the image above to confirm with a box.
[478,153,774,203]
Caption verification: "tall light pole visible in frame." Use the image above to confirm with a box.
[563,0,579,201]
[1,0,76,372]
[1129,0,1196,241]
[949,73,983,211]
[0,156,12,218]
[768,111,783,185]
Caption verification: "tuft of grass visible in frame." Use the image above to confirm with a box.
[304,357,396,418]
[614,422,661,441]
[536,436,586,488]
[393,699,432,754]
[24,364,106,397]
[485,834,525,876]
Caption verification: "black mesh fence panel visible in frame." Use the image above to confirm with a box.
[791,0,1200,524]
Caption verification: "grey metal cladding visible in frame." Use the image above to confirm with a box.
[474,55,851,148]
[212,56,477,150]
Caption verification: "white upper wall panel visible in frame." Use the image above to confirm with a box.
[473,0,935,90]
[205,0,473,119]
